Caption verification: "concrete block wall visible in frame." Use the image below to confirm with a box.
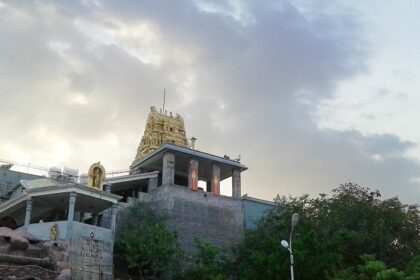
[68,233,113,280]
[114,185,245,253]
[150,185,244,252]
[100,208,112,229]
[138,192,153,203]
[114,202,131,241]
[242,198,275,230]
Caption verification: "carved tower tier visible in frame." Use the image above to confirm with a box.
[131,106,189,167]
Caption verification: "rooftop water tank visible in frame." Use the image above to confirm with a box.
[63,167,79,183]
[48,167,62,180]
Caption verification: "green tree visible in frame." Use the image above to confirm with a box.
[115,202,183,280]
[405,256,420,280]
[175,238,230,280]
[334,255,405,280]
[234,183,420,280]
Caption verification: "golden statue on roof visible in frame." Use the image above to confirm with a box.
[132,106,188,166]
[87,162,106,190]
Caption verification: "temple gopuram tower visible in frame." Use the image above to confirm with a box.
[131,106,189,167]
[122,105,248,252]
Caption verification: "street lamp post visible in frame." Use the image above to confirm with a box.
[281,213,299,280]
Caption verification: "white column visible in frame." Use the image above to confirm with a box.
[24,198,33,230]
[110,204,118,237]
[162,152,175,185]
[66,192,77,240]
[232,169,241,198]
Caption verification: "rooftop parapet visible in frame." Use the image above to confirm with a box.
[131,144,247,199]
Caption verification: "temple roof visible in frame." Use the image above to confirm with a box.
[0,183,122,220]
[131,144,247,181]
[20,178,56,190]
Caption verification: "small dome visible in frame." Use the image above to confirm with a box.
[63,167,79,183]
[48,167,62,180]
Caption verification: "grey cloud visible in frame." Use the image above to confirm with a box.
[356,133,415,156]
[375,88,409,101]
[362,114,376,120]
[397,92,408,100]
[377,88,391,97]
[0,0,419,203]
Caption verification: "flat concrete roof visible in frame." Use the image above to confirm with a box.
[105,171,158,185]
[131,144,248,181]
[241,195,277,206]
[0,184,122,220]
[104,171,158,192]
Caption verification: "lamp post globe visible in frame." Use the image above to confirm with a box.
[281,240,289,249]
[281,213,299,280]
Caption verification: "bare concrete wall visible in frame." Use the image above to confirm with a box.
[115,185,244,253]
[68,223,114,280]
[150,185,244,252]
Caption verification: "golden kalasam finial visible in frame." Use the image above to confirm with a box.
[87,162,106,190]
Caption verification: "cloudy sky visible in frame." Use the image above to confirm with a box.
[1,0,420,203]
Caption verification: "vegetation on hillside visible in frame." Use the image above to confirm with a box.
[116,183,420,280]
[115,202,183,280]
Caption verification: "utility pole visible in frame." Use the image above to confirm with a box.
[163,88,166,112]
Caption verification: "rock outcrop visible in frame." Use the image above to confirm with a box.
[0,227,70,280]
